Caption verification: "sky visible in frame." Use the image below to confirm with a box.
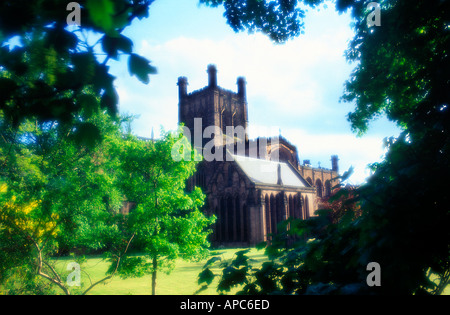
[109,0,402,185]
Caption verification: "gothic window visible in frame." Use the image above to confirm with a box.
[242,204,248,242]
[325,180,332,197]
[265,195,271,238]
[315,179,323,198]
[276,193,284,227]
[289,195,294,219]
[233,171,239,187]
[295,193,302,219]
[217,174,224,189]
[227,196,234,242]
[270,194,277,235]
[220,198,226,242]
[235,197,241,242]
[304,196,310,219]
[196,165,206,190]
[240,180,246,194]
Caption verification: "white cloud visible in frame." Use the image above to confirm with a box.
[283,127,387,184]
[135,17,354,120]
[246,123,387,184]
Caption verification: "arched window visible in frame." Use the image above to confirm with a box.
[276,193,284,226]
[219,198,226,241]
[235,197,241,242]
[196,164,206,189]
[315,179,323,198]
[264,195,271,238]
[304,196,310,219]
[217,174,224,189]
[325,180,332,197]
[270,194,276,237]
[243,204,248,242]
[227,196,234,241]
[293,194,301,219]
[228,165,233,187]
[306,177,313,186]
[289,195,294,219]
[213,207,219,242]
[233,171,239,187]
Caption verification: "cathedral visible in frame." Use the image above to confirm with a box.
[179,65,340,247]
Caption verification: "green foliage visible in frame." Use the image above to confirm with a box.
[199,0,324,42]
[111,128,215,294]
[340,0,450,295]
[0,106,133,294]
[0,112,214,295]
[0,0,156,133]
[342,0,449,135]
[128,53,158,84]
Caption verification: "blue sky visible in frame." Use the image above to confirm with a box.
[109,0,401,184]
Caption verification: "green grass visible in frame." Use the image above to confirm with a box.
[8,248,448,295]
[54,248,267,295]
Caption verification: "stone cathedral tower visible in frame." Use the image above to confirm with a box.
[178,64,249,148]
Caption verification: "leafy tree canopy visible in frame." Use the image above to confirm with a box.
[0,0,157,137]
[112,129,214,295]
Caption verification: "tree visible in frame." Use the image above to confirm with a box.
[112,129,214,295]
[339,0,450,295]
[199,0,324,42]
[0,108,139,295]
[0,0,157,137]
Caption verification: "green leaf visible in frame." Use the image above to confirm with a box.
[0,78,17,105]
[86,0,115,33]
[101,88,118,116]
[128,53,157,84]
[101,35,133,60]
[203,256,222,268]
[116,36,133,54]
[72,122,102,148]
[78,94,99,118]
[255,241,267,251]
[198,268,215,286]
[72,52,96,83]
[46,27,78,54]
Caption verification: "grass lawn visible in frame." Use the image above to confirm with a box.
[13,248,449,295]
[54,248,267,295]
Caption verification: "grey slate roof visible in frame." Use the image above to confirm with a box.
[230,154,309,188]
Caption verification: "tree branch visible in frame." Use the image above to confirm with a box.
[82,233,136,295]
[32,239,71,295]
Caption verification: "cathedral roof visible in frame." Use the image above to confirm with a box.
[230,154,311,188]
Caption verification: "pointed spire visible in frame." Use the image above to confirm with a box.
[277,163,283,186]
[151,127,154,142]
